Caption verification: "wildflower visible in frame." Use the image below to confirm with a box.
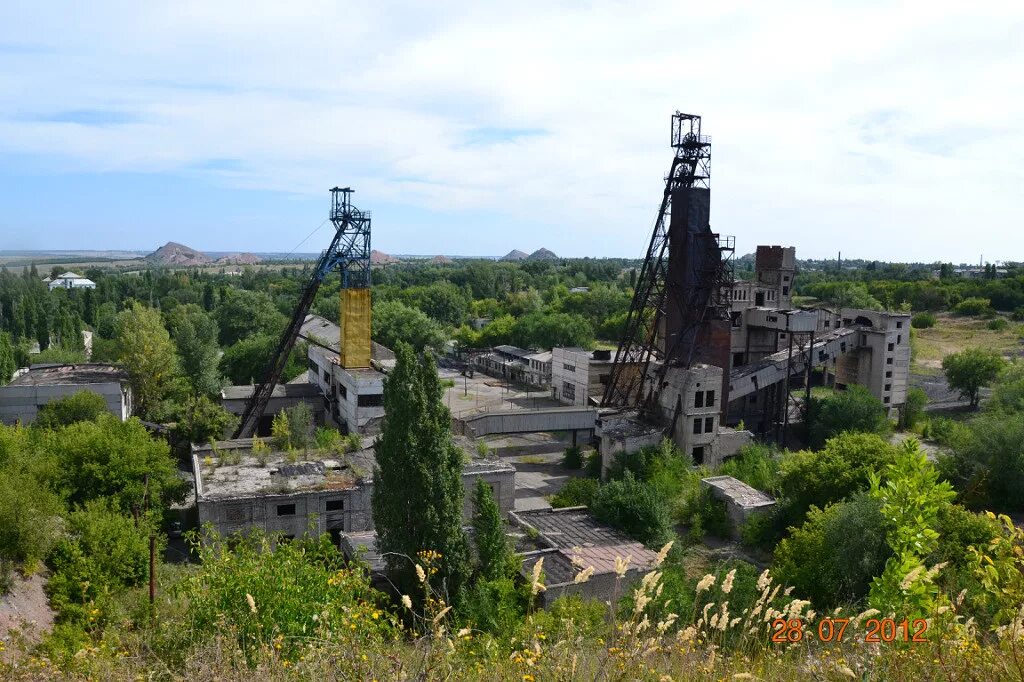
[402,595,413,610]
[416,564,427,584]
[246,593,257,615]
[721,569,736,594]
[756,569,771,591]
[836,664,857,678]
[457,628,471,638]
[655,540,674,566]
[574,566,595,584]
[696,574,716,594]
[614,555,632,578]
[899,565,925,590]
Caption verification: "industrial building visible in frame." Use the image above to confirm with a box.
[45,271,96,290]
[193,436,515,544]
[0,363,132,425]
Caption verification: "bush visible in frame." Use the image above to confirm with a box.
[987,318,1009,331]
[1012,307,1024,322]
[911,311,937,329]
[898,387,928,429]
[805,385,890,449]
[0,464,63,574]
[772,493,890,610]
[562,446,583,469]
[953,297,994,317]
[686,487,732,541]
[35,391,109,429]
[942,347,1006,408]
[777,432,898,523]
[717,443,780,494]
[590,471,672,547]
[584,450,603,478]
[550,477,600,508]
[939,412,1024,512]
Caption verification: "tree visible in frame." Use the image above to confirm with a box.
[35,391,108,429]
[772,493,890,610]
[166,304,222,396]
[174,395,237,445]
[220,335,307,385]
[49,413,185,512]
[0,331,14,385]
[372,299,447,352]
[942,347,1005,408]
[372,343,469,604]
[471,479,515,581]
[898,387,928,429]
[805,385,890,448]
[115,302,179,419]
[215,288,284,346]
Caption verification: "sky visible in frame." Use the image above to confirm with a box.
[0,1,1021,262]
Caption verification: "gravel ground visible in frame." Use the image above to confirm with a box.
[0,570,54,657]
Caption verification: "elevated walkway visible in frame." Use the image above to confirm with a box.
[455,406,598,438]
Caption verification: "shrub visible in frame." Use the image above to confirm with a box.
[550,477,600,508]
[911,311,937,329]
[35,391,108,429]
[315,426,344,453]
[686,487,732,540]
[562,445,583,469]
[584,450,603,478]
[777,432,899,523]
[939,412,1024,512]
[0,464,63,574]
[953,297,994,317]
[805,385,890,448]
[283,402,315,450]
[987,318,1008,331]
[590,470,672,547]
[1012,307,1024,322]
[772,493,890,610]
[898,387,928,429]
[717,443,780,494]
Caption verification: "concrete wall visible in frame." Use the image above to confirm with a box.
[658,364,723,466]
[551,348,590,406]
[0,381,130,425]
[457,406,597,438]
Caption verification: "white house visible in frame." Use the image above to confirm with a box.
[48,272,96,291]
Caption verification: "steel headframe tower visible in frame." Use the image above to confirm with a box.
[600,112,734,414]
[330,187,372,368]
[233,187,372,438]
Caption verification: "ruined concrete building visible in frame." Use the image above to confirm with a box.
[193,436,514,545]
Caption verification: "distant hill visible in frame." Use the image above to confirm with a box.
[146,242,213,266]
[215,253,262,265]
[501,249,529,261]
[370,250,398,265]
[527,248,559,261]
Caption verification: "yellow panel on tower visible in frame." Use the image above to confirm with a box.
[339,288,371,368]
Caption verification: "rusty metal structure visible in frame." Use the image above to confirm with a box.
[601,112,734,414]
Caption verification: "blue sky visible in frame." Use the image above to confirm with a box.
[0,1,1021,261]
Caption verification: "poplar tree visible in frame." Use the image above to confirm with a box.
[372,342,469,605]
[471,478,514,581]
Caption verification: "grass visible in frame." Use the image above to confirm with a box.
[912,313,1023,374]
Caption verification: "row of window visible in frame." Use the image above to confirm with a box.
[692,416,716,435]
[562,381,576,402]
[275,498,345,517]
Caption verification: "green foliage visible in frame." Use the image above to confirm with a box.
[777,432,899,523]
[372,343,470,604]
[271,410,291,452]
[471,479,516,581]
[772,493,890,609]
[561,445,583,469]
[685,487,732,541]
[910,311,936,328]
[283,402,314,451]
[32,344,87,364]
[165,304,222,395]
[549,477,600,508]
[938,412,1024,511]
[800,281,883,310]
[219,334,307,385]
[372,299,447,352]
[0,331,14,385]
[953,296,994,316]
[584,449,602,478]
[314,426,344,453]
[459,576,527,635]
[215,288,285,346]
[898,387,928,429]
[173,395,237,445]
[0,455,63,575]
[805,384,890,448]
[47,499,153,627]
[717,443,780,494]
[35,390,109,429]
[182,529,398,666]
[49,414,185,513]
[987,317,1009,331]
[988,360,1024,413]
[942,347,1006,408]
[867,439,955,617]
[590,470,672,547]
[115,302,179,419]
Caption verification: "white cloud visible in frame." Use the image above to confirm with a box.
[0,0,1021,260]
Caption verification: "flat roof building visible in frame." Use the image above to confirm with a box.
[0,363,131,424]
